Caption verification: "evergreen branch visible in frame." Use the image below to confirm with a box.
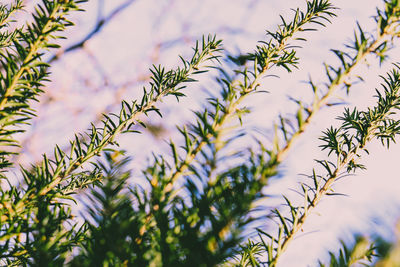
[0,19,221,266]
[275,0,400,164]
[0,0,87,170]
[0,180,87,264]
[374,221,400,266]
[29,35,222,197]
[157,0,336,200]
[0,0,23,29]
[68,152,138,266]
[233,240,265,267]
[264,64,400,266]
[237,7,400,262]
[135,141,276,265]
[318,237,376,267]
[137,0,336,263]
[236,2,400,264]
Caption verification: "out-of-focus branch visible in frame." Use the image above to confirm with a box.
[48,0,137,63]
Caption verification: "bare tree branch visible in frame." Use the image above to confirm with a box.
[48,0,137,63]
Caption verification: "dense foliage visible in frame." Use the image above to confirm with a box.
[0,0,400,266]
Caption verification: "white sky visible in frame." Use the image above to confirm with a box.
[14,0,400,266]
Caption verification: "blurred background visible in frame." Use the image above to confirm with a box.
[8,0,400,265]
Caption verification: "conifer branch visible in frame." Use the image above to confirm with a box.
[236,2,400,266]
[30,35,222,197]
[374,221,400,266]
[263,64,400,266]
[136,0,336,263]
[318,237,376,266]
[0,0,23,30]
[275,0,400,164]
[0,0,87,170]
[158,0,337,199]
[234,2,400,265]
